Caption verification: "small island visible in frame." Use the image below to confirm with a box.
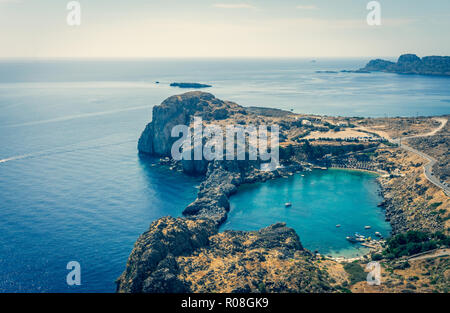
[170,82,212,89]
[360,54,450,76]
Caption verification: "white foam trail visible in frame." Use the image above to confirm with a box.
[1,105,150,128]
[0,154,33,163]
[0,139,135,164]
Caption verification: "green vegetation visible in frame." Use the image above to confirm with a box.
[382,140,397,147]
[257,282,266,293]
[427,202,443,210]
[343,262,366,285]
[299,141,373,160]
[383,231,450,259]
[335,286,352,293]
[371,253,383,261]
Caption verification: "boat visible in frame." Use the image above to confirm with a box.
[336,224,341,228]
[375,232,382,237]
[365,226,371,229]
[346,236,358,243]
[285,202,292,207]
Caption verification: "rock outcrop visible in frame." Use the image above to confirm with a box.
[138,91,244,156]
[116,217,216,293]
[170,82,212,89]
[117,217,333,293]
[183,160,304,225]
[361,54,450,76]
[137,92,310,224]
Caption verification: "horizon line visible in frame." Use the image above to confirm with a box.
[0,56,400,61]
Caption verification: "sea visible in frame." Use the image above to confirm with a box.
[0,58,449,292]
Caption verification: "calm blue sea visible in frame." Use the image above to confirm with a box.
[223,169,391,258]
[0,59,449,292]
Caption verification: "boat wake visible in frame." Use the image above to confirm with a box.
[0,139,135,164]
[0,106,149,128]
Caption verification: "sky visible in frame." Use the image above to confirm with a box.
[0,0,449,58]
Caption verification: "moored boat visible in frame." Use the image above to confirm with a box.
[346,236,358,243]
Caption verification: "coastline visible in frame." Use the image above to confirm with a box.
[223,167,388,261]
[118,91,449,293]
[328,167,382,176]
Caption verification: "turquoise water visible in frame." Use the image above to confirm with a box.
[222,169,391,258]
[0,59,448,292]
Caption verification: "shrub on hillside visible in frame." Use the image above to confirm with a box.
[383,231,450,259]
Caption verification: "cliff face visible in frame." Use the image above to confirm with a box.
[138,91,310,225]
[116,216,333,293]
[138,91,244,156]
[362,54,450,76]
[116,217,216,293]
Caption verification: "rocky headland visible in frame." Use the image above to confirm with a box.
[136,91,372,225]
[116,217,333,293]
[118,92,449,293]
[361,54,450,76]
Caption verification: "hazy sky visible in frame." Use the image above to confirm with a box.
[1,0,449,58]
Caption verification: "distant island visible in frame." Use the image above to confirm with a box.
[316,70,370,74]
[361,54,450,76]
[170,82,212,89]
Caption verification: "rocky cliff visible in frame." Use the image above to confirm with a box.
[137,92,308,224]
[121,92,347,293]
[118,92,449,293]
[116,216,333,293]
[138,91,245,157]
[116,217,216,293]
[183,160,303,225]
[362,54,450,76]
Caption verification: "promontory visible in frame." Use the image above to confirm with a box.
[361,54,450,76]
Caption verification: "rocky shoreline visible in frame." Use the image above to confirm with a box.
[117,91,448,293]
[116,217,333,293]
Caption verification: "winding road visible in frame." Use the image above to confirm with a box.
[391,118,449,197]
[358,117,449,196]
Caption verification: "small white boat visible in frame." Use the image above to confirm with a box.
[365,226,371,229]
[336,224,341,228]
[375,232,381,237]
[285,202,292,207]
[346,236,358,243]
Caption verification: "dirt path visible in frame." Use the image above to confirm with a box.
[407,248,450,262]
[401,117,447,140]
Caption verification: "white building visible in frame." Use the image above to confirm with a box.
[301,119,312,126]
